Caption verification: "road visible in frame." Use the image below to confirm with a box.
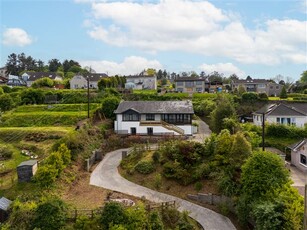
[90,148,236,230]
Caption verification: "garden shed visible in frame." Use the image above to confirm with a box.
[17,160,38,182]
[0,197,12,222]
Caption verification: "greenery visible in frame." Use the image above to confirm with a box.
[32,77,55,88]
[134,160,155,174]
[0,94,14,112]
[280,85,288,98]
[101,96,121,119]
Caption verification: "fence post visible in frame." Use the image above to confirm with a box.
[85,159,90,172]
[122,151,127,159]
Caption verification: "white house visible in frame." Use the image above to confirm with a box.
[289,139,307,173]
[253,103,307,128]
[70,73,108,89]
[22,72,63,87]
[125,73,157,90]
[114,101,194,136]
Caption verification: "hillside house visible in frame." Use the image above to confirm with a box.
[174,77,209,93]
[22,72,63,87]
[253,103,307,128]
[231,78,282,96]
[289,139,307,173]
[125,73,157,90]
[114,101,194,136]
[70,73,108,89]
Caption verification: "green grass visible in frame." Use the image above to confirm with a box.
[193,93,217,100]
[0,127,73,142]
[13,103,101,113]
[268,97,293,101]
[132,89,157,94]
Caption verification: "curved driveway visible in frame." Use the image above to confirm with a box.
[90,148,236,230]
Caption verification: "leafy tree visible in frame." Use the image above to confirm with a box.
[300,70,307,83]
[0,94,14,111]
[230,132,252,168]
[146,68,156,76]
[157,69,163,79]
[238,85,246,95]
[242,92,259,102]
[34,165,58,187]
[125,204,147,229]
[210,95,236,133]
[279,85,287,98]
[57,143,71,166]
[5,53,19,75]
[46,151,64,175]
[101,96,120,119]
[48,59,61,72]
[241,151,290,201]
[100,202,127,230]
[32,198,68,230]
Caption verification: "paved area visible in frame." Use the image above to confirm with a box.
[90,148,236,230]
[192,119,212,143]
[289,165,305,195]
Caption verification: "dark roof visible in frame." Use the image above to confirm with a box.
[24,72,61,81]
[233,79,268,84]
[125,75,155,79]
[82,73,108,81]
[288,139,307,151]
[174,77,207,82]
[254,103,307,116]
[114,101,194,114]
[18,160,38,167]
[0,197,12,211]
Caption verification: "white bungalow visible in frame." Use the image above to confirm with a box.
[114,101,194,136]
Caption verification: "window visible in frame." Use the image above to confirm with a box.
[196,81,203,85]
[277,117,280,123]
[123,113,140,121]
[258,84,266,88]
[196,88,203,92]
[177,82,183,86]
[300,154,307,166]
[185,81,194,87]
[146,114,155,121]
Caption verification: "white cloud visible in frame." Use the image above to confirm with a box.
[79,56,163,76]
[2,28,33,47]
[199,63,245,77]
[83,0,306,65]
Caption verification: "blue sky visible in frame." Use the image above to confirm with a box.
[1,0,306,81]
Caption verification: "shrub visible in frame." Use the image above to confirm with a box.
[32,77,55,88]
[20,88,45,104]
[135,160,155,174]
[152,151,161,163]
[242,92,259,102]
[32,198,68,230]
[154,173,162,189]
[0,94,14,111]
[258,92,268,100]
[100,202,127,230]
[34,165,58,187]
[101,96,120,119]
[0,145,13,159]
[194,181,203,192]
[0,85,12,93]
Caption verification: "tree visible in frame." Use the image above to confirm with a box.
[157,69,163,79]
[5,53,19,75]
[210,95,236,133]
[101,96,120,119]
[34,165,58,187]
[57,143,71,166]
[48,59,61,72]
[241,151,290,201]
[100,202,127,230]
[230,132,252,168]
[279,85,287,98]
[32,198,68,230]
[238,85,246,95]
[300,70,307,83]
[148,211,164,230]
[0,94,14,111]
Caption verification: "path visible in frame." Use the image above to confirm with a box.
[192,118,212,143]
[90,148,236,230]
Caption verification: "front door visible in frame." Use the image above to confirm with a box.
[147,127,153,135]
[131,127,136,135]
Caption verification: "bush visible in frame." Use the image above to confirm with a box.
[152,151,161,163]
[194,181,203,192]
[154,173,162,189]
[0,85,12,93]
[0,145,13,159]
[0,94,14,111]
[32,198,68,230]
[32,77,55,88]
[242,92,259,102]
[101,96,120,119]
[134,160,155,174]
[34,165,58,187]
[258,92,268,100]
[20,88,45,104]
[100,202,127,230]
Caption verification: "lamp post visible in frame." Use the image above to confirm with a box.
[87,77,90,119]
[262,112,265,151]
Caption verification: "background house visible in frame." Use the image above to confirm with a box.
[289,139,307,173]
[253,103,307,128]
[22,72,63,87]
[7,75,26,87]
[174,77,209,93]
[114,100,194,136]
[231,78,282,96]
[70,73,108,89]
[125,72,157,90]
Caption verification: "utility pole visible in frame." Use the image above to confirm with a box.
[262,112,265,151]
[87,77,90,119]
